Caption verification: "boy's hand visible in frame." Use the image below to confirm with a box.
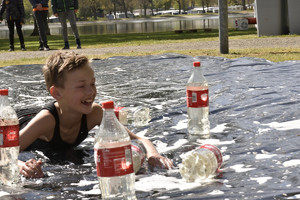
[36,3,42,11]
[18,159,44,178]
[148,155,173,170]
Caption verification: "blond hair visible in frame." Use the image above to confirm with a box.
[43,51,89,92]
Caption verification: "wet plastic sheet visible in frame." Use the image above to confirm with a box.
[0,54,299,199]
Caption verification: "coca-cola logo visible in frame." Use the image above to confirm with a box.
[201,93,208,102]
[7,130,18,141]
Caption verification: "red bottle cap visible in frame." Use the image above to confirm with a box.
[0,89,8,96]
[102,101,114,109]
[193,61,201,67]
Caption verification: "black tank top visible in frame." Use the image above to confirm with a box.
[24,102,89,151]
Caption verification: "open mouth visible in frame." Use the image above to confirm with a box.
[81,99,93,106]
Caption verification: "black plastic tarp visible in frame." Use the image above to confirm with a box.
[0,54,299,199]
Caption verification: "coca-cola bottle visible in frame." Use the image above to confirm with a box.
[114,106,150,127]
[94,101,136,200]
[0,89,20,186]
[186,61,210,136]
[131,140,146,173]
[179,144,223,182]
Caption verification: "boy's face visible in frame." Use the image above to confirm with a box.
[57,64,96,114]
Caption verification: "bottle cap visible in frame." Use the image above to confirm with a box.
[193,61,201,67]
[0,89,8,96]
[102,101,114,109]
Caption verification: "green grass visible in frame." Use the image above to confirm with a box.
[1,28,300,67]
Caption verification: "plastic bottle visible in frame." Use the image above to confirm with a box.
[0,89,20,186]
[94,101,136,200]
[131,140,146,173]
[179,144,223,182]
[114,106,150,127]
[186,61,210,135]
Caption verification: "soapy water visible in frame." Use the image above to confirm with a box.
[0,54,299,199]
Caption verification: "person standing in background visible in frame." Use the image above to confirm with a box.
[0,0,26,51]
[29,0,50,51]
[51,0,81,49]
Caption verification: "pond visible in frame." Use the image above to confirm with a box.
[0,14,254,39]
[0,54,299,199]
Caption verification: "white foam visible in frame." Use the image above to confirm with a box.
[154,105,163,109]
[196,138,235,146]
[46,196,56,199]
[262,119,300,130]
[286,194,300,199]
[283,159,300,167]
[250,177,272,184]
[211,123,227,133]
[0,191,9,197]
[113,67,125,72]
[135,174,202,192]
[154,139,189,154]
[170,119,188,130]
[136,129,148,138]
[207,190,224,195]
[255,154,276,160]
[71,180,98,187]
[230,164,255,173]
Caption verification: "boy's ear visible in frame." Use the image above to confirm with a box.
[49,86,62,100]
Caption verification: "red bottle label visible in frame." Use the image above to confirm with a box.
[200,144,223,170]
[0,125,19,147]
[95,144,134,177]
[186,89,209,108]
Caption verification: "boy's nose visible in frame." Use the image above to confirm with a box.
[86,86,96,95]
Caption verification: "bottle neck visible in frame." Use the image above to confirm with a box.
[0,95,9,107]
[103,108,116,118]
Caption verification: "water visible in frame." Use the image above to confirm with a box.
[0,96,20,186]
[0,14,254,39]
[0,54,299,199]
[95,105,136,199]
[0,146,20,185]
[186,63,210,135]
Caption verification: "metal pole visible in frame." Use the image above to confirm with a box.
[219,0,229,54]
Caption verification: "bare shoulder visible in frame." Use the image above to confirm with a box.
[21,109,55,135]
[19,109,56,151]
[86,102,103,130]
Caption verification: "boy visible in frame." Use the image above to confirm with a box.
[51,0,81,49]
[29,0,50,51]
[0,0,26,51]
[18,51,173,178]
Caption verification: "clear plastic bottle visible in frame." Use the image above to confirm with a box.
[94,101,136,200]
[179,144,223,182]
[114,106,150,127]
[131,140,146,173]
[186,61,210,135]
[0,89,20,186]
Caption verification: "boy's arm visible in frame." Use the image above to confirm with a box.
[18,110,55,178]
[19,109,55,152]
[126,128,173,169]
